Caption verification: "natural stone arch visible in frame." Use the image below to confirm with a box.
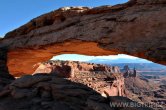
[7,40,121,76]
[0,0,166,77]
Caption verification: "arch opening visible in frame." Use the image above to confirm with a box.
[50,54,166,78]
[7,39,166,77]
[7,40,121,76]
[31,53,166,107]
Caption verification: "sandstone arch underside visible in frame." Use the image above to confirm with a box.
[0,0,166,77]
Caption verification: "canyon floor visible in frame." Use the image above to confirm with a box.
[0,60,165,110]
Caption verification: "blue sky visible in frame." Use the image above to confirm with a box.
[0,0,128,37]
[0,0,150,63]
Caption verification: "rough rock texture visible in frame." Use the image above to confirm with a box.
[122,63,166,109]
[33,60,125,97]
[0,49,15,91]
[0,0,165,76]
[69,73,125,97]
[0,74,152,110]
[0,49,14,79]
[69,72,126,97]
[33,60,121,78]
[125,77,166,109]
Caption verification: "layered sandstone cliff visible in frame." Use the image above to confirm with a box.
[33,60,120,77]
[33,60,125,97]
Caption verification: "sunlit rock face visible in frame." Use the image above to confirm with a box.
[0,0,166,76]
[33,60,121,77]
[33,60,125,97]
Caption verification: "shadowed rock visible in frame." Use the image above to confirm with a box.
[0,48,15,90]
[0,0,165,76]
[0,74,153,110]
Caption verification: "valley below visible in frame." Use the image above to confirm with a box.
[35,60,166,109]
[24,60,166,109]
[0,60,165,110]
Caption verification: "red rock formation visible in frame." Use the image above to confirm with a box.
[33,60,125,97]
[122,65,137,78]
[0,0,165,76]
[104,73,125,97]
[33,60,121,78]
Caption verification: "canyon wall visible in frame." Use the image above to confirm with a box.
[33,60,121,77]
[0,0,165,76]
[33,60,125,97]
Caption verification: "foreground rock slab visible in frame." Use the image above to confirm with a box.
[0,74,152,110]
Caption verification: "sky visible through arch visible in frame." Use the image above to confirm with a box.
[52,54,153,64]
[0,0,152,63]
